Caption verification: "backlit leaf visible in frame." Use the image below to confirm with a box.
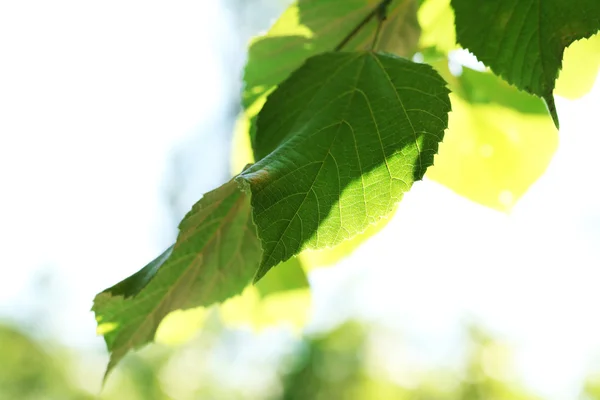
[219,286,312,331]
[243,0,421,148]
[237,51,450,280]
[425,62,558,211]
[456,67,548,115]
[92,179,261,377]
[418,0,456,53]
[555,33,600,99]
[427,94,558,211]
[451,0,600,128]
[255,257,309,297]
[299,208,395,270]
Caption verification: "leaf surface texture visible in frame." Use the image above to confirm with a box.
[93,179,261,376]
[238,51,450,279]
[451,0,600,127]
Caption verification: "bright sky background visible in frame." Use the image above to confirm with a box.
[1,2,599,400]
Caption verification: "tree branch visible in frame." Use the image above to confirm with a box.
[334,0,393,51]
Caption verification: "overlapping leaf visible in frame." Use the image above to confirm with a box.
[255,257,309,297]
[93,0,600,379]
[232,109,398,272]
[219,282,312,331]
[299,208,395,270]
[421,57,558,211]
[93,179,261,376]
[237,51,450,280]
[456,67,549,115]
[418,0,456,53]
[427,94,557,211]
[244,0,421,147]
[451,0,600,128]
[555,33,600,99]
[154,258,312,343]
[234,0,423,271]
[93,1,433,376]
[417,18,559,212]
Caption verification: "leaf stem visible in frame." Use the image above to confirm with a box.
[334,0,393,51]
[370,2,389,50]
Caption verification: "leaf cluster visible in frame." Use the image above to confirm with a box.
[93,0,600,376]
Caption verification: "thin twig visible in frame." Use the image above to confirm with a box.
[370,3,389,50]
[334,0,393,51]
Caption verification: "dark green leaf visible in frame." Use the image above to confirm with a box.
[237,51,450,281]
[104,245,174,299]
[243,0,421,148]
[93,179,261,377]
[451,0,600,128]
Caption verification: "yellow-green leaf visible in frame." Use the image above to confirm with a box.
[427,94,558,211]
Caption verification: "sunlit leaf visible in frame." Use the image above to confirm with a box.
[555,33,600,99]
[456,67,548,115]
[255,257,309,297]
[232,1,423,272]
[451,0,600,128]
[237,51,450,280]
[154,308,208,346]
[299,208,394,270]
[93,0,596,380]
[422,60,558,211]
[427,94,558,211]
[418,0,456,53]
[219,286,312,331]
[244,0,421,146]
[93,179,261,377]
[233,102,396,273]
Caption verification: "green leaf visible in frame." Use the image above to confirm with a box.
[255,257,309,297]
[233,111,396,273]
[423,60,557,211]
[243,0,421,145]
[555,32,600,99]
[299,207,395,270]
[218,284,312,331]
[376,0,421,56]
[418,0,457,54]
[237,1,422,270]
[237,51,450,281]
[427,94,557,211]
[92,179,261,377]
[451,0,600,128]
[456,67,548,115]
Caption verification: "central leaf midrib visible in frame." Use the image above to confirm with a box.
[259,121,345,273]
[255,52,362,159]
[258,54,369,271]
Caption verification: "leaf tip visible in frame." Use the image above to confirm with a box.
[100,357,119,389]
[543,94,560,130]
[252,263,269,284]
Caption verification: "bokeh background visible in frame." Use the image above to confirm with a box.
[1,1,600,399]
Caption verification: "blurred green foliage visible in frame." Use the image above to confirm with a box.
[0,325,93,400]
[5,318,600,400]
[0,323,171,400]
[280,323,544,400]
